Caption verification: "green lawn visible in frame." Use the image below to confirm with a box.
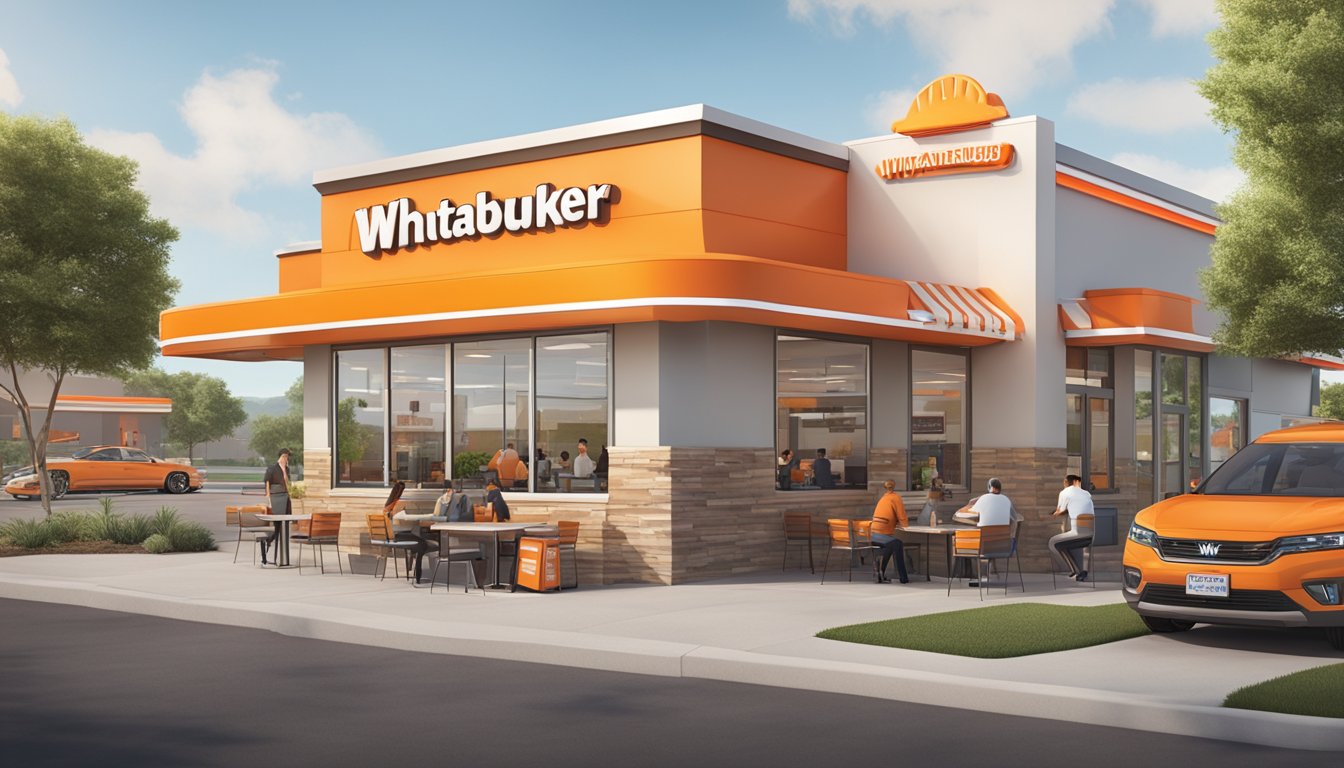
[1224,663,1344,719]
[817,602,1149,658]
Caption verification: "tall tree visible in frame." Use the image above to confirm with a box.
[1319,381,1344,421]
[249,377,303,462]
[1200,1,1344,356]
[0,115,179,514]
[122,369,247,463]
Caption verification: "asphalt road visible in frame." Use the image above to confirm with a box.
[0,599,1336,767]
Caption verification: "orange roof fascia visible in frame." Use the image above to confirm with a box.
[56,395,173,406]
[161,254,1022,360]
[1056,172,1216,236]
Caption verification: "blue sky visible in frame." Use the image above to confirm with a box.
[1,1,1254,397]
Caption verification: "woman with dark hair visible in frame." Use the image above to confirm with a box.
[386,481,439,583]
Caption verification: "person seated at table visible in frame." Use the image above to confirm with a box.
[916,486,944,526]
[593,446,609,489]
[573,438,595,478]
[432,479,472,521]
[870,479,910,583]
[812,448,834,488]
[954,477,1021,586]
[488,443,521,482]
[1051,474,1094,581]
[777,449,800,490]
[484,481,511,522]
[385,480,439,583]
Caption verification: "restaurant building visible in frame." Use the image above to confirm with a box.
[160,74,1335,584]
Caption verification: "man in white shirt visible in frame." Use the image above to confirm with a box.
[1051,474,1095,581]
[573,438,596,478]
[953,478,1020,587]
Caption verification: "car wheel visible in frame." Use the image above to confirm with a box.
[49,471,69,500]
[1141,615,1195,633]
[165,472,190,494]
[1327,627,1344,651]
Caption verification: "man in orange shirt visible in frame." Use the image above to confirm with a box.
[488,443,521,484]
[870,479,910,583]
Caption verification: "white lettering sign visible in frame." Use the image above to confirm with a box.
[354,183,617,257]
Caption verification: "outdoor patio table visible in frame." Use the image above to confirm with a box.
[899,523,969,583]
[430,522,558,589]
[256,513,312,569]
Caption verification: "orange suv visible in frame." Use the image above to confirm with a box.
[1123,424,1344,650]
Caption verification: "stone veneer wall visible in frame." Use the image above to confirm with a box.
[866,447,909,493]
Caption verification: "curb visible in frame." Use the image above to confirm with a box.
[2,576,1342,752]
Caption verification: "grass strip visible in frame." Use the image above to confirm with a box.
[1224,663,1344,719]
[817,602,1149,658]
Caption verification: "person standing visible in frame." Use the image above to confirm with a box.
[573,438,595,478]
[259,448,292,565]
[870,480,910,583]
[1051,474,1095,581]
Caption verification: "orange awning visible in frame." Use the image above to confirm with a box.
[161,253,1024,361]
[1058,288,1213,353]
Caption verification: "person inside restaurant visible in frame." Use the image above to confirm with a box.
[813,448,834,489]
[870,479,910,583]
[573,438,595,478]
[777,449,799,490]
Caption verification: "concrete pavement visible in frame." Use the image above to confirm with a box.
[0,550,1340,751]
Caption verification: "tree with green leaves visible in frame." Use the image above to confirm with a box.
[335,397,370,481]
[0,115,179,514]
[249,377,303,462]
[1319,381,1344,421]
[122,368,247,463]
[1200,1,1344,357]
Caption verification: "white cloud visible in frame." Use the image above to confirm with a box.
[87,67,381,239]
[788,0,1114,99]
[0,48,22,108]
[1109,152,1244,202]
[1135,0,1218,37]
[864,88,915,133]
[1067,77,1212,134]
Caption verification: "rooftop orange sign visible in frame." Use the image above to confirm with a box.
[891,74,1009,137]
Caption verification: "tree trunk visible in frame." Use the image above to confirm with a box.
[1,363,64,516]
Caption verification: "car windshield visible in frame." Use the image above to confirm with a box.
[1201,442,1344,497]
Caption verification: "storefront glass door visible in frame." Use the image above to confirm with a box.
[1161,411,1186,498]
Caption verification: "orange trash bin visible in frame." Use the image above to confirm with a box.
[514,537,560,592]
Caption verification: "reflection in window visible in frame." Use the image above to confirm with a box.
[336,348,386,485]
[911,349,967,489]
[536,333,609,493]
[1135,350,1154,504]
[1064,348,1113,491]
[1209,397,1246,473]
[776,335,868,490]
[390,346,446,487]
[454,339,530,488]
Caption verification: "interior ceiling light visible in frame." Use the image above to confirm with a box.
[465,353,492,359]
[543,343,592,351]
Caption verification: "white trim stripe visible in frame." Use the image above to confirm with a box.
[161,295,1017,350]
[1063,326,1214,346]
[1059,300,1093,330]
[1056,164,1221,228]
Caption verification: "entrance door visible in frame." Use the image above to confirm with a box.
[1161,412,1186,497]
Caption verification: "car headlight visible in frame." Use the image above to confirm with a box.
[1275,532,1344,556]
[1128,522,1158,549]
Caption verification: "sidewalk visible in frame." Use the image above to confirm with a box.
[0,551,1340,751]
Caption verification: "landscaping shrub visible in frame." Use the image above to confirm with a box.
[164,521,215,552]
[142,533,171,554]
[151,507,181,536]
[114,515,155,546]
[452,450,492,481]
[45,511,92,543]
[1,518,54,549]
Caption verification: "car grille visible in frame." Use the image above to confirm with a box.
[1140,584,1300,612]
[1156,537,1275,563]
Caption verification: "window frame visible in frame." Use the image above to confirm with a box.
[1066,347,1115,493]
[908,345,971,491]
[773,329,871,491]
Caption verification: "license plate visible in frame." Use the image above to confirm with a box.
[1186,573,1229,597]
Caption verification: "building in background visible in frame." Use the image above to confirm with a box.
[0,372,171,462]
[159,74,1335,584]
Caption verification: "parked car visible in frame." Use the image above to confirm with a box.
[4,446,205,500]
[1123,424,1344,650]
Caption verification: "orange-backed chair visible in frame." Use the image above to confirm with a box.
[949,524,1014,600]
[232,504,271,564]
[363,513,418,581]
[783,513,815,574]
[557,520,580,590]
[821,518,877,584]
[293,512,344,575]
[790,468,806,485]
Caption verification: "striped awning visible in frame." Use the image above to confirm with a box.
[906,281,1023,339]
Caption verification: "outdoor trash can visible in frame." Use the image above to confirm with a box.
[515,537,559,592]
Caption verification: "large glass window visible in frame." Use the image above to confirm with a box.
[1065,348,1113,491]
[1135,350,1154,504]
[390,346,446,486]
[911,348,967,489]
[776,334,868,490]
[336,348,386,485]
[1209,396,1247,473]
[536,332,609,493]
[453,338,530,487]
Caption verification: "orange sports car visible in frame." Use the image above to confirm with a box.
[4,446,205,500]
[1123,424,1344,650]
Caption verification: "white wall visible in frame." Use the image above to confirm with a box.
[303,345,331,451]
[613,323,662,447]
[658,321,775,448]
[846,116,1061,448]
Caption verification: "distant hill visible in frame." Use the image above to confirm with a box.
[241,395,291,420]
